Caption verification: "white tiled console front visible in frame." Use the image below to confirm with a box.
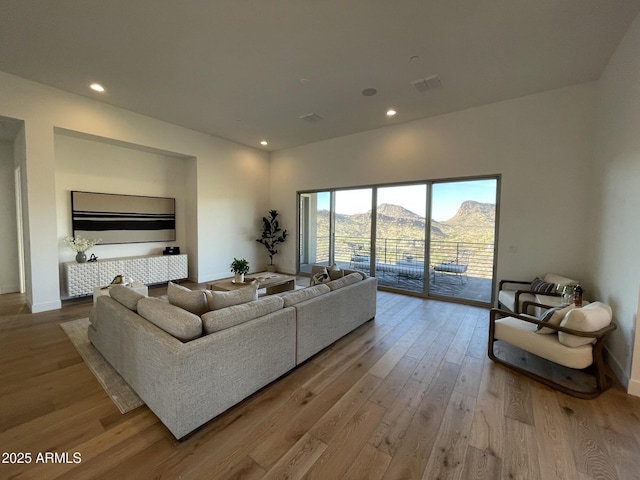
[63,254,188,297]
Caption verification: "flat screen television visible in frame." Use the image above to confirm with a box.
[71,191,176,244]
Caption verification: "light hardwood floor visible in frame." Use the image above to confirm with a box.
[1,283,640,480]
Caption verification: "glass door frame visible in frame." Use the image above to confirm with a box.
[296,174,500,307]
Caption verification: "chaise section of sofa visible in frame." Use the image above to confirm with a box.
[287,273,378,364]
[89,295,296,439]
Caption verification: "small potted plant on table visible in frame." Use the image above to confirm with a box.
[230,258,250,283]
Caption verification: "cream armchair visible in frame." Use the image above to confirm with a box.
[488,302,616,398]
[497,272,577,314]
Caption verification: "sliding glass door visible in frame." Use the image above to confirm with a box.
[429,179,497,303]
[334,189,372,270]
[375,185,427,293]
[298,176,498,305]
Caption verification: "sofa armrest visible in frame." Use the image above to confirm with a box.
[512,289,560,313]
[521,300,560,316]
[499,279,531,290]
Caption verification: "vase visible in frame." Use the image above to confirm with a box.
[75,251,87,263]
[234,273,245,283]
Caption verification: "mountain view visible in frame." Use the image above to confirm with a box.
[311,200,496,278]
[316,200,496,244]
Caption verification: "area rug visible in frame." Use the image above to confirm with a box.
[60,318,144,413]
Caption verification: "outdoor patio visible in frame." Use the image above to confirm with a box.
[302,261,494,304]
[374,270,493,303]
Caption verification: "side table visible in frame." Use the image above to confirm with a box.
[93,282,149,304]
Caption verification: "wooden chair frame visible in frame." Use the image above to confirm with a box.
[488,306,617,399]
[497,279,562,313]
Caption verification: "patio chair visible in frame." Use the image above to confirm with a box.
[432,249,470,283]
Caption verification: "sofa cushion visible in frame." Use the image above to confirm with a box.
[281,284,330,307]
[109,284,146,311]
[327,272,362,291]
[167,281,209,315]
[205,284,258,311]
[201,296,284,334]
[558,302,612,348]
[536,303,576,334]
[137,297,203,342]
[494,316,593,369]
[531,277,556,294]
[311,267,330,286]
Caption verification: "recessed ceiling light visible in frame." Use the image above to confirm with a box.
[90,83,105,92]
[386,109,397,117]
[362,88,377,97]
[260,140,268,146]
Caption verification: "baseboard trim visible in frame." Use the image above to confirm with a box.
[29,299,62,313]
[0,284,20,294]
[605,345,629,390]
[628,378,640,397]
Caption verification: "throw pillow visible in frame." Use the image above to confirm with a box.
[311,267,330,286]
[167,282,209,315]
[281,284,330,307]
[109,284,146,311]
[531,277,556,294]
[137,297,203,342]
[205,283,258,311]
[326,272,362,291]
[558,302,612,348]
[536,303,576,334]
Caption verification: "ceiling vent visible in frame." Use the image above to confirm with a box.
[411,74,442,93]
[299,112,323,123]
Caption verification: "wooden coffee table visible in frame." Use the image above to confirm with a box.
[206,272,296,295]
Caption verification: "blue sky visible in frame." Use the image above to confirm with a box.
[318,179,497,221]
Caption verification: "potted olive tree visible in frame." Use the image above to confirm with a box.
[230,258,250,283]
[256,210,287,272]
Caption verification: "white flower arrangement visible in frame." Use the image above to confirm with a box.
[64,236,100,253]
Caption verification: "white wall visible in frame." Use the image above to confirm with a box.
[0,71,270,312]
[592,13,640,393]
[270,83,597,289]
[0,140,20,293]
[54,133,190,297]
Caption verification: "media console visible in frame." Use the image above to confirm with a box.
[63,253,188,297]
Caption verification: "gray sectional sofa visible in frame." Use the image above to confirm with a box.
[88,270,377,439]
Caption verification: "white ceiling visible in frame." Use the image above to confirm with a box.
[1,1,639,151]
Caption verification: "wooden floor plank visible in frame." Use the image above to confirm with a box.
[381,361,461,479]
[558,395,620,480]
[342,443,392,480]
[501,417,541,480]
[261,433,326,480]
[461,446,502,480]
[421,390,477,480]
[468,361,506,459]
[303,401,387,480]
[530,384,581,480]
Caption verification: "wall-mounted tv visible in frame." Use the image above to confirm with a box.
[71,191,176,244]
